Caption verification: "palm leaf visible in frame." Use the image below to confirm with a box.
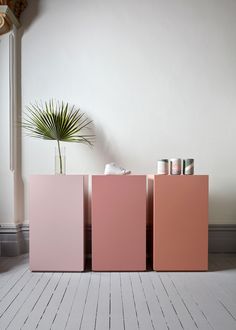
[22,100,95,174]
[22,100,95,145]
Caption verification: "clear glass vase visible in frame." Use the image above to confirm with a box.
[55,146,66,175]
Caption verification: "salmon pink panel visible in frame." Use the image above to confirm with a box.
[153,175,208,271]
[29,175,85,271]
[92,175,146,271]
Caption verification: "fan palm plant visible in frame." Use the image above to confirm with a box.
[22,100,95,174]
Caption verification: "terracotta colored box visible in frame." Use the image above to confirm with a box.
[153,175,208,271]
[29,175,85,271]
[92,175,146,271]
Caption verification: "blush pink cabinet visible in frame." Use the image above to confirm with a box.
[29,175,85,271]
[92,175,146,271]
[153,175,208,271]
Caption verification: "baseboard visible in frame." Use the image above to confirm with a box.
[0,224,29,256]
[208,224,236,253]
[0,224,236,257]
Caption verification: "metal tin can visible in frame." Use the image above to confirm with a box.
[183,159,194,175]
[170,158,181,175]
[157,159,169,175]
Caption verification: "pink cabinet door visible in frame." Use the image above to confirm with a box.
[153,175,208,271]
[92,175,146,271]
[29,175,85,271]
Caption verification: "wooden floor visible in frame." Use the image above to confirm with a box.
[0,255,236,330]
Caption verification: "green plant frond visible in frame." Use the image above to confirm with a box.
[23,107,57,140]
[22,100,95,145]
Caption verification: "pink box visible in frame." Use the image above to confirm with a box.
[92,175,146,271]
[153,175,208,271]
[29,175,85,271]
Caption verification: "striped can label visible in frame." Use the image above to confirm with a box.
[170,158,181,175]
[183,159,194,175]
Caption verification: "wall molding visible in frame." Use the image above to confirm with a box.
[0,5,20,35]
[0,1,27,35]
[0,224,236,257]
[0,223,29,233]
[0,223,28,256]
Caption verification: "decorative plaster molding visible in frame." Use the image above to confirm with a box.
[0,0,27,18]
[0,1,27,35]
[0,223,28,233]
[9,26,17,171]
[0,11,10,34]
[0,5,19,35]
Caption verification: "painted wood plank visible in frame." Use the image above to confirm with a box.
[51,273,81,330]
[110,272,125,330]
[149,272,183,330]
[80,272,101,330]
[0,255,28,279]
[0,257,10,270]
[0,257,27,279]
[0,254,28,275]
[159,273,198,329]
[0,257,28,299]
[0,270,32,317]
[0,255,25,274]
[0,257,28,288]
[203,256,236,286]
[0,272,42,329]
[214,271,236,297]
[182,272,236,330]
[213,276,236,301]
[130,272,154,330]
[65,272,91,330]
[210,254,236,274]
[95,273,110,330]
[194,271,236,321]
[168,272,213,329]
[214,276,236,301]
[0,257,22,288]
[37,272,71,330]
[210,255,236,294]
[0,254,235,330]
[120,272,139,330]
[22,272,62,330]
[139,272,168,330]
[7,273,53,330]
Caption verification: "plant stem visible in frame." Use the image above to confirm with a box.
[57,140,63,174]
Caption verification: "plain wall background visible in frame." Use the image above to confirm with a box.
[2,0,236,225]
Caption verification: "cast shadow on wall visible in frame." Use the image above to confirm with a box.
[94,124,120,169]
[82,123,119,228]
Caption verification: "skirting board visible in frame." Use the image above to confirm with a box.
[208,224,236,253]
[0,224,236,257]
[0,224,29,257]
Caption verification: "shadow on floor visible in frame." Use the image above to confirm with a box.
[1,254,236,273]
[208,253,236,271]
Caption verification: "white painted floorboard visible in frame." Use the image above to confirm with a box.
[0,254,236,330]
[95,273,110,330]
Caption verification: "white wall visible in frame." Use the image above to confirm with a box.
[19,0,236,224]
